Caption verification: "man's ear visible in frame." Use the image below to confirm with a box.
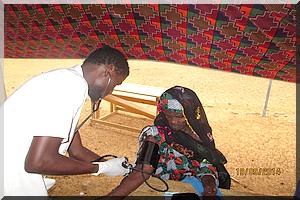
[105,65,115,77]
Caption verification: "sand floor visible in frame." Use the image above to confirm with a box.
[3,58,297,197]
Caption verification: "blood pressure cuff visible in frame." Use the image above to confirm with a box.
[136,141,160,169]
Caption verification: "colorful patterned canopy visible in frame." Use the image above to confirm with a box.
[4,4,297,82]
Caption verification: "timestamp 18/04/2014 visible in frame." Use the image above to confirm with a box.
[236,167,281,176]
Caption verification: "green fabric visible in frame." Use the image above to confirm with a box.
[160,92,183,114]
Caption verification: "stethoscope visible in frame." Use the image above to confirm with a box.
[74,76,169,192]
[74,76,111,133]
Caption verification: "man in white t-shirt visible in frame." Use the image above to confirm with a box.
[3,46,130,196]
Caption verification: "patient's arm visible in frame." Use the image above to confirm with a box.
[106,163,155,197]
[106,135,158,198]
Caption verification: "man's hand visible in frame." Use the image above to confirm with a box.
[92,157,130,176]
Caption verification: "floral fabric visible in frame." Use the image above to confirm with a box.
[139,126,218,183]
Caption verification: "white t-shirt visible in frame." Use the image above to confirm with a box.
[3,65,88,196]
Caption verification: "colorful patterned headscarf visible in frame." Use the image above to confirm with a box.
[160,92,183,114]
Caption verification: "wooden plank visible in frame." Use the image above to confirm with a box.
[99,112,118,121]
[114,83,165,97]
[103,94,156,119]
[112,91,158,105]
[91,118,141,132]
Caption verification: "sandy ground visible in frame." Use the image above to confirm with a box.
[3,58,297,197]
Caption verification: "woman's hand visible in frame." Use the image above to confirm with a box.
[201,175,217,196]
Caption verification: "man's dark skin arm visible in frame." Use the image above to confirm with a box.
[24,131,100,175]
[68,131,103,162]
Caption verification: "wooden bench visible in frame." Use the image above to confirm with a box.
[90,83,166,132]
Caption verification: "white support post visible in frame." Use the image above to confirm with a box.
[0,60,6,105]
[262,79,272,117]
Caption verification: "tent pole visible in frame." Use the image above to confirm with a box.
[262,79,272,117]
[0,60,6,105]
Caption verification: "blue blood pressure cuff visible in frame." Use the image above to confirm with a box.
[136,141,160,169]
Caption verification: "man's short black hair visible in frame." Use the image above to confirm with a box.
[83,46,129,76]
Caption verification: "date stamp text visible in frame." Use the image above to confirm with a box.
[236,167,281,176]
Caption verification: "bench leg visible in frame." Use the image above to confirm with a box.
[91,101,100,119]
[110,102,117,112]
[155,97,160,116]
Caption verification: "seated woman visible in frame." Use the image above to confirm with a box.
[107,86,230,198]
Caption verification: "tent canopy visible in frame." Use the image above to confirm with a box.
[4,4,297,82]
